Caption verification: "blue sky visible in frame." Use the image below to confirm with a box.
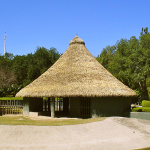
[0,0,150,57]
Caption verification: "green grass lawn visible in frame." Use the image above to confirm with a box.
[0,115,106,126]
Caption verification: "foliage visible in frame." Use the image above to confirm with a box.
[0,88,5,97]
[0,47,61,96]
[96,27,150,101]
[132,107,143,112]
[132,107,150,112]
[12,55,28,85]
[133,90,141,97]
[0,67,16,88]
[0,65,17,97]
[142,100,150,107]
[0,97,23,100]
[148,87,150,99]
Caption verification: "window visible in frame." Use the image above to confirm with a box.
[43,98,63,112]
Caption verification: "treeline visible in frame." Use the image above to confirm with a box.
[0,47,61,96]
[96,27,150,101]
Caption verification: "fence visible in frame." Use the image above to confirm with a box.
[0,100,23,115]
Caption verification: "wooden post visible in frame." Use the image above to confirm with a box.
[51,98,55,118]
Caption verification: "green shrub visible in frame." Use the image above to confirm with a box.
[132,107,143,112]
[142,107,150,112]
[132,107,150,112]
[142,100,150,107]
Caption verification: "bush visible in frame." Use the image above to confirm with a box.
[142,100,150,107]
[132,107,143,112]
[142,107,150,112]
[132,107,150,112]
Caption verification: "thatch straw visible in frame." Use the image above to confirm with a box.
[16,36,136,98]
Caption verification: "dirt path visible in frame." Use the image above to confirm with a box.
[0,117,150,150]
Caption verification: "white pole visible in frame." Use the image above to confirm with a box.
[4,32,6,56]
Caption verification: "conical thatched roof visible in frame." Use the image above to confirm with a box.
[16,36,136,98]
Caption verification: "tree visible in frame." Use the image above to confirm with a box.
[0,54,11,69]
[0,46,61,96]
[0,67,17,96]
[136,28,150,99]
[0,67,16,89]
[12,55,28,86]
[33,47,61,74]
[96,45,116,71]
[96,27,150,101]
[5,52,14,60]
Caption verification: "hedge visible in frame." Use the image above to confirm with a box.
[142,100,150,107]
[0,97,23,100]
[132,107,150,112]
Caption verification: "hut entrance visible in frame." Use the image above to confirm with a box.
[80,98,91,118]
[42,98,70,117]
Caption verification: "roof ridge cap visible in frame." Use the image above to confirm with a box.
[69,36,85,45]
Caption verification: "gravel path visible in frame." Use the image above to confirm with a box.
[0,117,150,150]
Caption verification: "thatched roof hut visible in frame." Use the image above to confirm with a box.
[16,35,136,98]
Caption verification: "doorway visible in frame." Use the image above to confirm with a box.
[80,98,91,118]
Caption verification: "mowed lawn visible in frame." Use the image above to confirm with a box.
[0,115,106,126]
